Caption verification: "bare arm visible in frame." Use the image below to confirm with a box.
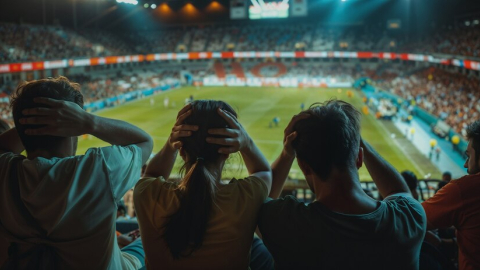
[21,97,153,164]
[144,143,178,179]
[144,105,198,178]
[361,139,410,198]
[88,116,153,164]
[269,149,295,199]
[240,138,271,181]
[269,113,310,198]
[0,128,24,154]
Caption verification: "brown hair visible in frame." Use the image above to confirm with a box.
[10,76,83,152]
[292,99,361,179]
[164,100,237,259]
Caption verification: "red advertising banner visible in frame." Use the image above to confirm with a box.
[0,52,478,74]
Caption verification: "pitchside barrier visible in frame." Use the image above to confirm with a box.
[83,80,181,113]
[1,51,479,74]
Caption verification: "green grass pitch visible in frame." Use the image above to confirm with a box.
[77,86,432,181]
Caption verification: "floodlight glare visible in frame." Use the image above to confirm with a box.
[474,20,480,25]
[151,4,157,9]
[144,3,149,8]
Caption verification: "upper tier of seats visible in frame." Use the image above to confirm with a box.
[1,23,479,63]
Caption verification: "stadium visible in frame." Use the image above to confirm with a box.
[0,0,479,269]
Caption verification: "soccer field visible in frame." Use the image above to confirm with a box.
[77,86,434,181]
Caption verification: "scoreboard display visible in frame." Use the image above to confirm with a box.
[230,0,306,20]
[249,0,289,19]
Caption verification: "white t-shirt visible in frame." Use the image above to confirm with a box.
[0,145,143,270]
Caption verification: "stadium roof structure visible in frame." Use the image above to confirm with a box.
[1,0,480,30]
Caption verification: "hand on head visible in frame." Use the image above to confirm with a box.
[283,113,310,157]
[168,104,198,150]
[20,97,92,137]
[206,108,251,154]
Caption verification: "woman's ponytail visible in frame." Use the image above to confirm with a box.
[163,100,237,259]
[164,158,216,259]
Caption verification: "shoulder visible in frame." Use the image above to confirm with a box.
[258,196,305,235]
[384,193,424,211]
[134,177,180,219]
[263,195,302,209]
[134,177,164,209]
[222,175,270,210]
[234,174,269,194]
[422,179,464,207]
[383,193,426,225]
[134,177,169,197]
[85,145,141,158]
[260,196,304,221]
[450,173,480,188]
[80,145,143,172]
[134,177,180,201]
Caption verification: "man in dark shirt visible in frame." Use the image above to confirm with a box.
[259,100,426,269]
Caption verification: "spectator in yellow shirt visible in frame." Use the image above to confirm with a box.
[134,101,272,269]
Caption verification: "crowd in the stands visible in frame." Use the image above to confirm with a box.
[0,24,99,62]
[0,69,181,123]
[1,23,479,63]
[379,67,480,137]
[401,25,480,57]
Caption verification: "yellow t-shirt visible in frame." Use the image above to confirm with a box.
[134,176,268,270]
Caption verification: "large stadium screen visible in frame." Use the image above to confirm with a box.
[249,0,289,19]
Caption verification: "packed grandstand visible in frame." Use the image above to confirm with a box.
[1,23,480,62]
[1,20,480,137]
[1,0,480,269]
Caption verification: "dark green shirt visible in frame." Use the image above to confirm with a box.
[258,194,426,270]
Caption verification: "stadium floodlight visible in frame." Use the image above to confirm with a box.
[116,0,139,5]
[144,3,149,8]
[474,20,479,25]
[151,4,157,9]
[465,21,471,26]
